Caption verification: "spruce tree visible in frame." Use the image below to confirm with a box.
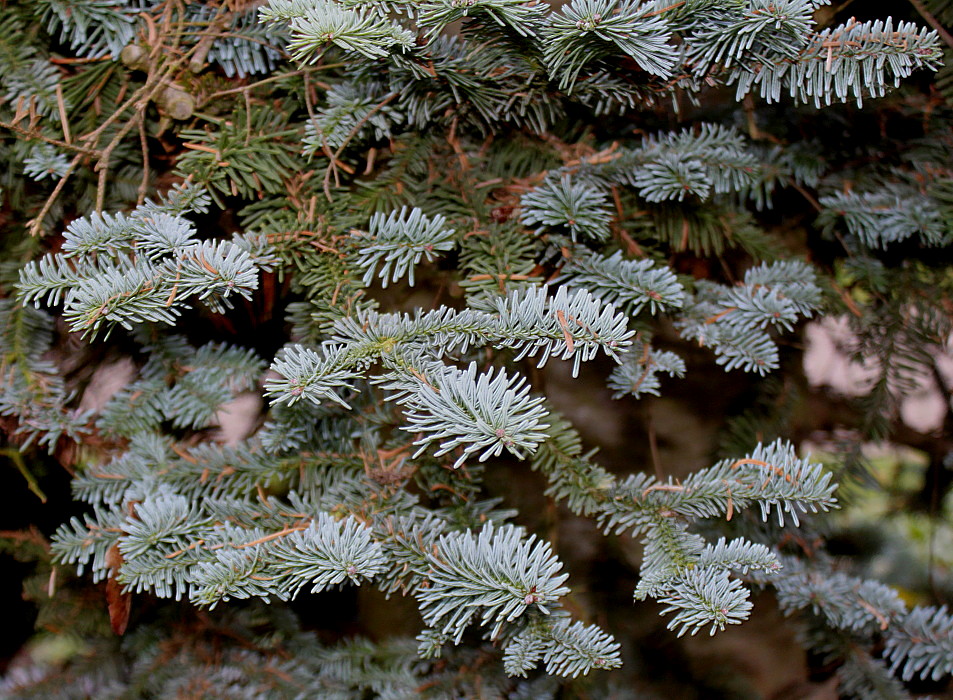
[0,0,952,697]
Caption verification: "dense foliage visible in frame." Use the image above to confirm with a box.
[0,0,952,697]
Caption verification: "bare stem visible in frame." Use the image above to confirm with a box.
[907,0,953,51]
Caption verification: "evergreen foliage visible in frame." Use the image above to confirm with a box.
[0,0,951,696]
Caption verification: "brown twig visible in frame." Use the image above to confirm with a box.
[234,522,312,549]
[643,0,685,18]
[907,0,953,51]
[55,83,71,144]
[790,181,824,213]
[29,4,197,229]
[208,65,344,98]
[0,119,96,156]
[93,7,205,211]
[646,410,663,480]
[323,92,399,200]
[28,152,83,236]
[137,111,150,205]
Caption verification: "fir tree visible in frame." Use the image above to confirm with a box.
[0,0,952,697]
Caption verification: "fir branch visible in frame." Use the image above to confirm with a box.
[537,618,623,677]
[392,362,551,468]
[819,185,949,248]
[558,250,686,316]
[543,0,675,90]
[886,605,953,682]
[351,206,456,288]
[413,521,570,642]
[607,340,685,399]
[731,17,943,107]
[657,568,753,637]
[261,0,416,62]
[418,0,547,39]
[520,174,613,242]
